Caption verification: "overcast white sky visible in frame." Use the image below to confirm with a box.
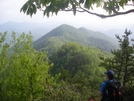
[0,0,134,30]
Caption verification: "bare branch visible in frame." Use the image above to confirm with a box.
[125,4,134,6]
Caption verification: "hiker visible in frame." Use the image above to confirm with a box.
[99,70,123,101]
[100,70,114,96]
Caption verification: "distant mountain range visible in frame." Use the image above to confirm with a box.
[1,21,134,41]
[1,21,133,54]
[0,21,59,42]
[33,24,119,53]
[102,25,134,39]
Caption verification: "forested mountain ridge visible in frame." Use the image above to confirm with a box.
[33,24,118,54]
[78,27,119,51]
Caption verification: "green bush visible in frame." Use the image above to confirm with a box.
[122,86,134,101]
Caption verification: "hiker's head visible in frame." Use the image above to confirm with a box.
[104,70,114,80]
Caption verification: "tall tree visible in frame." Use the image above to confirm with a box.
[20,0,134,18]
[0,32,52,101]
[101,29,134,86]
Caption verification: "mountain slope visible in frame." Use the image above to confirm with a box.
[78,27,119,51]
[33,24,118,54]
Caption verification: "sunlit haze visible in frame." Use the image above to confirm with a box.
[0,0,134,36]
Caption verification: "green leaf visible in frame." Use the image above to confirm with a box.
[72,4,76,15]
[79,0,84,4]
[27,7,30,15]
[20,2,28,13]
[41,0,50,6]
[55,8,59,15]
[84,0,91,9]
[32,4,37,14]
[46,10,50,17]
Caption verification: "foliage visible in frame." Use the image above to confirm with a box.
[122,85,134,101]
[0,32,52,101]
[100,29,134,86]
[50,42,106,90]
[3,30,134,100]
[0,32,104,101]
[43,80,101,101]
[20,0,134,18]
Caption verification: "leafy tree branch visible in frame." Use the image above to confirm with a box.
[20,0,134,18]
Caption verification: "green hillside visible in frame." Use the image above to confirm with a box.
[33,24,118,54]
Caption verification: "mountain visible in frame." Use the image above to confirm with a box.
[0,21,120,53]
[1,21,133,43]
[0,21,60,42]
[33,24,119,54]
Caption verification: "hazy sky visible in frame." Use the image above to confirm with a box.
[0,0,134,30]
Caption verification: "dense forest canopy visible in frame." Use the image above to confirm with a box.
[21,0,134,18]
[0,32,107,101]
[0,29,134,100]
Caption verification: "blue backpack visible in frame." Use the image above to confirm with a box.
[101,80,123,101]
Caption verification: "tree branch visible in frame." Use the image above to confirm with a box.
[38,4,134,19]
[83,8,134,18]
[61,6,134,19]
